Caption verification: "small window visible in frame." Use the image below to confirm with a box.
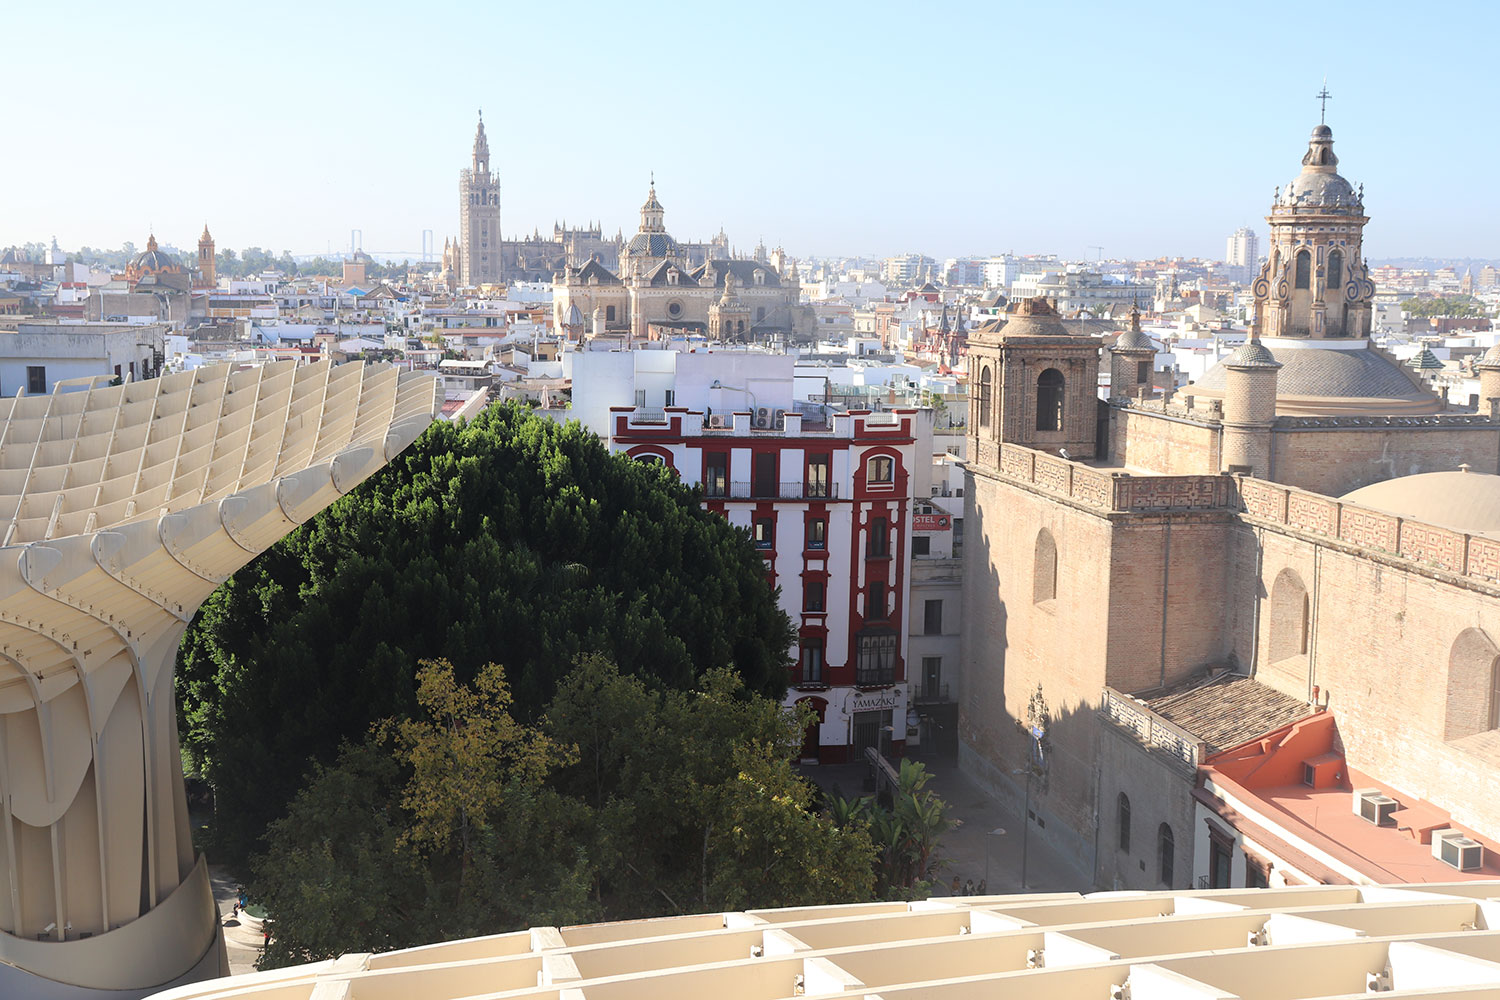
[1136,360,1151,383]
[704,452,728,497]
[1158,824,1175,886]
[912,536,931,556]
[668,301,682,317]
[606,305,617,322]
[1295,250,1311,290]
[805,580,825,613]
[978,366,992,429]
[799,641,825,684]
[1118,793,1131,852]
[1036,368,1064,432]
[867,517,889,558]
[869,580,886,617]
[806,518,826,550]
[635,453,662,466]
[924,599,943,635]
[855,629,897,685]
[26,366,45,395]
[753,518,774,550]
[1327,250,1343,294]
[868,455,894,483]
[756,306,766,321]
[806,453,830,497]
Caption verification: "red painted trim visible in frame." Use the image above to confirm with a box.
[625,444,676,471]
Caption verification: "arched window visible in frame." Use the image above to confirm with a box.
[1294,250,1311,290]
[1446,628,1500,740]
[1268,568,1309,664]
[979,366,993,429]
[1034,528,1057,605]
[1117,793,1131,852]
[1158,824,1175,886]
[1036,368,1064,432]
[1327,250,1343,295]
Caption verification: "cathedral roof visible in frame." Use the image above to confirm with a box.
[1191,342,1440,413]
[1342,469,1500,538]
[641,260,698,287]
[573,259,621,285]
[1478,343,1500,370]
[695,259,782,289]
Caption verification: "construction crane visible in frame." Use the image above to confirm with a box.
[1088,246,1104,262]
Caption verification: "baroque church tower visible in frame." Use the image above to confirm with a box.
[1253,121,1375,339]
[459,112,501,286]
[195,224,215,289]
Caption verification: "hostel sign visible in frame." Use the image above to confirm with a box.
[913,513,951,531]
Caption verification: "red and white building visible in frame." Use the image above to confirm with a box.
[609,402,925,763]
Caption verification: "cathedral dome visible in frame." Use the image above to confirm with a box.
[1277,125,1362,211]
[1189,341,1441,415]
[1477,343,1500,370]
[1342,470,1500,538]
[127,235,182,277]
[625,232,679,258]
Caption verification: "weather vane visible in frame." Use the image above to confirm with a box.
[1317,81,1332,125]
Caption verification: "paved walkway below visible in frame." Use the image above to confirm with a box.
[209,864,264,976]
[798,751,1090,897]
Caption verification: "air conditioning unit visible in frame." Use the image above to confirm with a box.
[754,407,772,429]
[706,414,727,429]
[1353,788,1398,826]
[1432,828,1485,871]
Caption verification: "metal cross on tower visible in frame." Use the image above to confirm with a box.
[1317,83,1332,124]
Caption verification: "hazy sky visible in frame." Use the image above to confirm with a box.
[5,0,1496,262]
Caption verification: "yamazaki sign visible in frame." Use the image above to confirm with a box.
[849,688,902,712]
[913,514,951,531]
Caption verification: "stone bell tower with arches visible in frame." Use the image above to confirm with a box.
[1253,102,1376,340]
[967,297,1101,461]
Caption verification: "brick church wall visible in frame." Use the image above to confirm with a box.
[1110,408,1221,475]
[1269,425,1500,496]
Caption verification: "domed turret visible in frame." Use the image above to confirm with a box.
[1110,303,1157,400]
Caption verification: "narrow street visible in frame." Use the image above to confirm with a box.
[798,752,1088,897]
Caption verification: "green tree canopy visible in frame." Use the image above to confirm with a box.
[179,404,792,862]
[251,657,872,968]
[1402,295,1489,319]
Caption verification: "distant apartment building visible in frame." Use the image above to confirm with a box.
[573,349,928,763]
[1223,227,1259,284]
[981,254,1056,293]
[881,253,936,287]
[1008,267,1148,314]
[942,257,987,287]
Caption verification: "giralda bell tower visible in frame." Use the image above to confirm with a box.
[459,111,501,286]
